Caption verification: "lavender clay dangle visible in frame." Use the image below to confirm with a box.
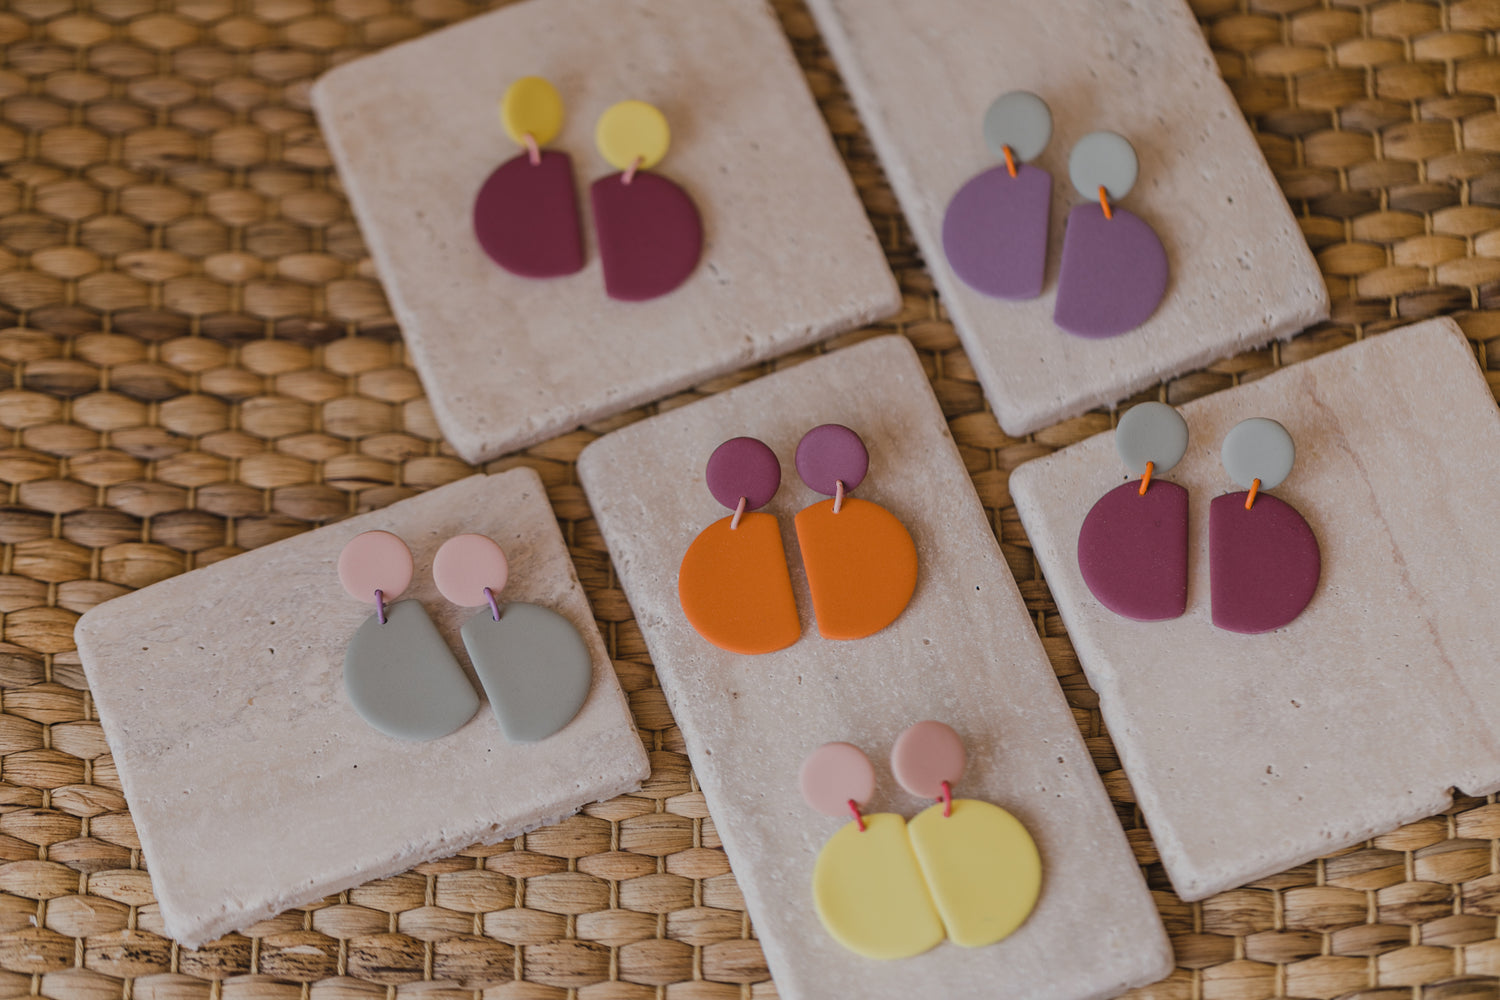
[1053,132,1168,338]
[942,91,1053,301]
[1077,402,1190,622]
[472,76,585,279]
[1209,418,1320,633]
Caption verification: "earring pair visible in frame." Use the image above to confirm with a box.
[1077,402,1322,633]
[677,424,919,654]
[941,90,1169,339]
[472,76,703,302]
[798,721,1042,960]
[338,531,592,742]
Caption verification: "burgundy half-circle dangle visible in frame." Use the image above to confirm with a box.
[590,100,702,302]
[472,76,585,279]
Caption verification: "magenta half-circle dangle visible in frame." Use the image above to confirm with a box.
[1077,402,1190,622]
[1209,418,1320,633]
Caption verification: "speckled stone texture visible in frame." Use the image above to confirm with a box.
[578,336,1171,1000]
[1010,318,1500,901]
[74,470,648,947]
[803,0,1329,436]
[312,0,899,465]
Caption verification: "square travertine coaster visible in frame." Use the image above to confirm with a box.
[803,0,1328,436]
[1010,318,1500,901]
[311,0,898,465]
[74,470,648,947]
[578,336,1171,1000]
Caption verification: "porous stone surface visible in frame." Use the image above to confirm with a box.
[578,336,1171,1000]
[75,470,648,946]
[1011,318,1500,900]
[312,0,899,464]
[804,0,1329,435]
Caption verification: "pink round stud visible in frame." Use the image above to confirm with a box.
[433,534,510,607]
[891,721,966,799]
[799,742,876,818]
[338,530,413,604]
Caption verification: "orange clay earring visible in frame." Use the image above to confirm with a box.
[792,425,918,640]
[678,437,800,654]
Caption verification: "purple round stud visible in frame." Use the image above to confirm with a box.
[705,437,780,511]
[795,424,868,496]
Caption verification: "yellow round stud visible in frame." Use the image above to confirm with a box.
[595,100,671,171]
[501,76,564,148]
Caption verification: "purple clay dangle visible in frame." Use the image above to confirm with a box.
[472,76,585,279]
[1053,131,1169,338]
[942,91,1053,301]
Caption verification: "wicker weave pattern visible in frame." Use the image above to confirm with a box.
[0,0,1496,997]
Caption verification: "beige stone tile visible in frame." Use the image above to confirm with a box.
[312,0,898,464]
[76,470,647,946]
[1011,318,1500,900]
[578,336,1170,1000]
[804,0,1328,435]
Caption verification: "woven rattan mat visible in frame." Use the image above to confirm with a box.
[0,0,1498,997]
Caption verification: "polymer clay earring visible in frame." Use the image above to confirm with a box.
[590,100,703,301]
[793,425,918,640]
[678,437,800,655]
[800,741,944,960]
[1077,402,1190,621]
[891,721,1042,948]
[338,531,480,741]
[1210,418,1320,634]
[433,534,593,741]
[472,77,585,279]
[942,91,1053,300]
[1053,132,1168,338]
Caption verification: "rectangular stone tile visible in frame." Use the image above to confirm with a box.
[1010,318,1500,901]
[804,0,1328,435]
[312,0,898,464]
[578,335,1171,1000]
[75,470,648,946]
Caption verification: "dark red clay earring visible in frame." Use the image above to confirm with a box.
[1210,418,1320,633]
[1077,402,1189,621]
[590,100,703,301]
[472,77,585,279]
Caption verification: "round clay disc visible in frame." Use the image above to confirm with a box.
[705,437,780,511]
[1222,417,1296,490]
[501,76,564,148]
[596,100,670,171]
[795,424,868,496]
[1115,401,1188,476]
[983,90,1052,163]
[432,533,509,607]
[338,530,412,604]
[890,721,966,799]
[800,742,876,818]
[1069,131,1139,202]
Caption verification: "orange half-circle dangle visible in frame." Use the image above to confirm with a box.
[793,497,917,640]
[678,511,800,654]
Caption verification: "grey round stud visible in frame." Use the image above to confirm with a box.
[1069,131,1139,202]
[1221,418,1295,490]
[983,91,1053,164]
[1115,401,1188,476]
